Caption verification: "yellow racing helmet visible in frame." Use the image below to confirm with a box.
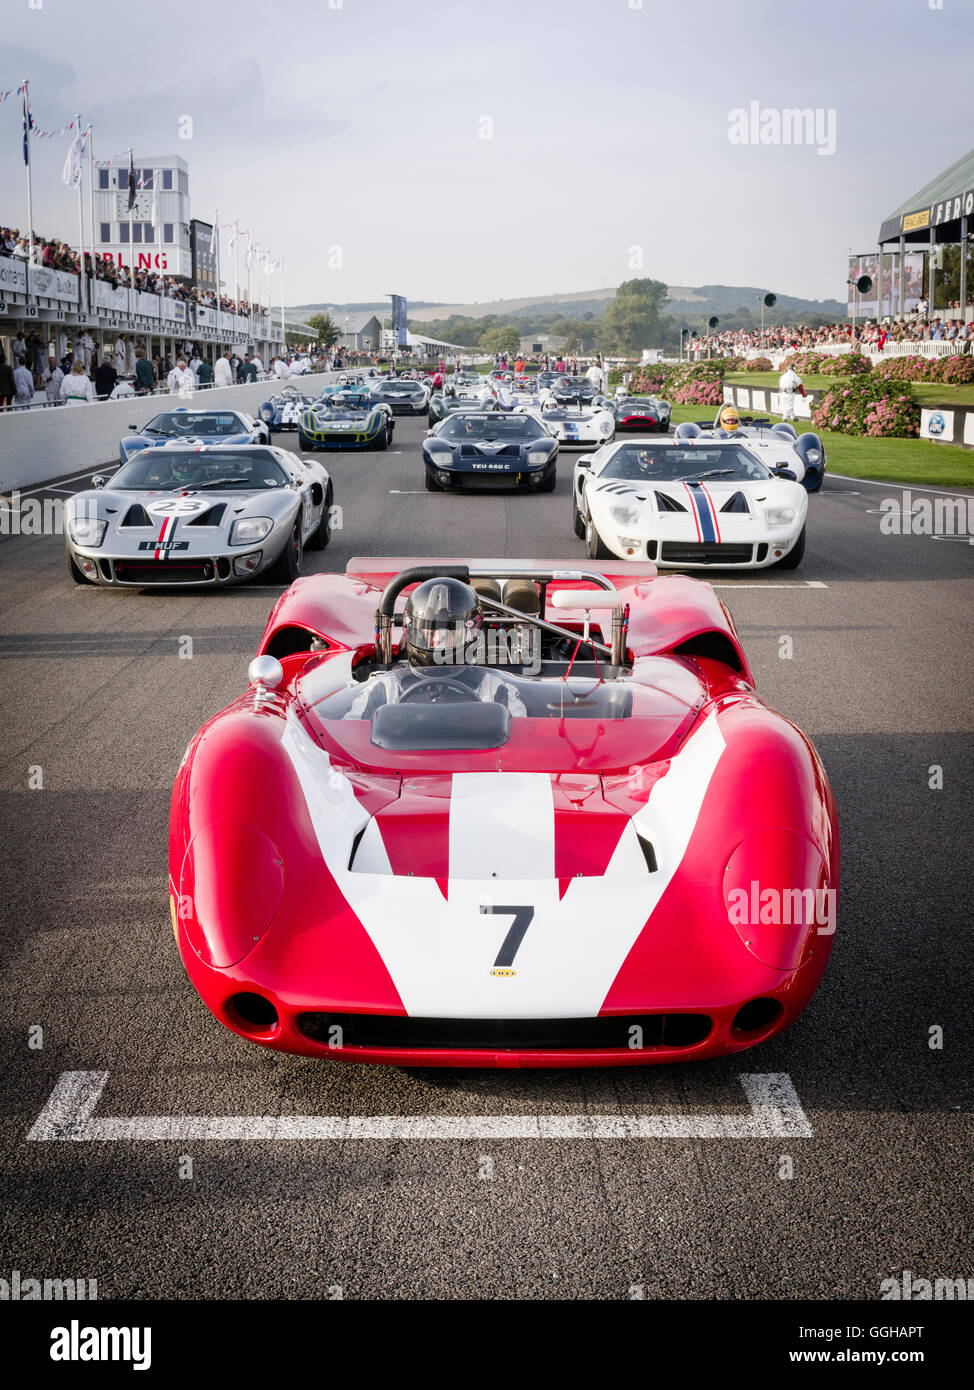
[717,404,741,432]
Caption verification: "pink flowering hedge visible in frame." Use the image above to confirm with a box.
[780,350,872,376]
[873,354,974,383]
[628,358,727,405]
[812,377,920,437]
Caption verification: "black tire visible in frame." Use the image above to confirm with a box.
[265,520,303,583]
[425,470,442,492]
[67,551,93,584]
[538,466,556,493]
[305,484,333,551]
[572,487,585,538]
[374,427,388,451]
[585,512,613,559]
[297,433,313,452]
[774,524,806,570]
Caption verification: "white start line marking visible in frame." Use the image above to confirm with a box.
[712,580,828,590]
[26,1071,812,1141]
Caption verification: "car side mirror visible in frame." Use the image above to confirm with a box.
[576,456,594,470]
[92,475,106,489]
[128,424,138,431]
[773,465,797,481]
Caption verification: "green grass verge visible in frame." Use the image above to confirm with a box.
[666,404,973,487]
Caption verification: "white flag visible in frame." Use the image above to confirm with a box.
[245,229,255,268]
[62,129,84,189]
[227,223,236,254]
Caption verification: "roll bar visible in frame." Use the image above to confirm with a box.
[374,565,623,667]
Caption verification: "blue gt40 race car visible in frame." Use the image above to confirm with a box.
[120,409,269,463]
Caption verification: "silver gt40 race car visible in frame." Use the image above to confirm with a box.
[65,444,334,588]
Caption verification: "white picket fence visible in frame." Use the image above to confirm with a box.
[746,342,969,369]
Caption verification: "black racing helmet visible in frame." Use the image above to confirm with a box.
[403,577,482,666]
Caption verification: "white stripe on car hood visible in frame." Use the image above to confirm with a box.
[280,708,725,1018]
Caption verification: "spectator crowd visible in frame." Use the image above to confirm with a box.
[1,222,270,317]
[688,305,973,360]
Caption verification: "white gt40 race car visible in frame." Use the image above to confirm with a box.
[526,398,616,448]
[573,436,808,570]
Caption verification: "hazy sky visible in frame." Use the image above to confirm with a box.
[2,0,970,308]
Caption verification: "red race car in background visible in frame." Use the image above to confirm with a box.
[169,556,839,1067]
[611,393,673,432]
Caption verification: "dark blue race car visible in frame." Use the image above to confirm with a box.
[422,411,558,492]
[120,409,269,463]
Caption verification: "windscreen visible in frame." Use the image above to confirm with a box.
[438,414,545,442]
[600,444,769,482]
[142,412,244,436]
[111,450,291,491]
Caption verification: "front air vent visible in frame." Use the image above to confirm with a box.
[187,504,226,527]
[720,492,750,513]
[295,1012,713,1051]
[655,492,687,513]
[120,504,153,527]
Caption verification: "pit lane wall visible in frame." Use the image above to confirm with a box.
[723,383,974,447]
[0,373,345,492]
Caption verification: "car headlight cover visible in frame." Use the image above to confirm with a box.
[230,516,273,545]
[527,450,549,464]
[599,417,614,434]
[765,506,797,527]
[803,448,822,463]
[68,517,107,547]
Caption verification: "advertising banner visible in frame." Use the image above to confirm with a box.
[391,293,408,347]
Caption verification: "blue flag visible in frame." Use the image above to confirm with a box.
[22,87,33,165]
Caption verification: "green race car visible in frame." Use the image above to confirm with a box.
[298,391,394,451]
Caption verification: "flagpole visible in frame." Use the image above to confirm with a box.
[74,116,87,314]
[126,147,134,291]
[23,81,34,266]
[214,208,221,347]
[233,222,239,310]
[280,258,285,349]
[86,124,96,293]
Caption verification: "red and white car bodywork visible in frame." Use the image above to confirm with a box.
[169,556,839,1067]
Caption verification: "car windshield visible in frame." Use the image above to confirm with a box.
[385,381,422,393]
[142,412,244,436]
[601,444,769,482]
[618,398,659,409]
[438,414,545,441]
[111,449,292,491]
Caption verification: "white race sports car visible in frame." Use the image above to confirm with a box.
[675,407,826,491]
[526,398,616,448]
[573,436,808,570]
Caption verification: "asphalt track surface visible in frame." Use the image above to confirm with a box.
[1,414,972,1301]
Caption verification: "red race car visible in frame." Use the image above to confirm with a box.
[169,556,839,1067]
